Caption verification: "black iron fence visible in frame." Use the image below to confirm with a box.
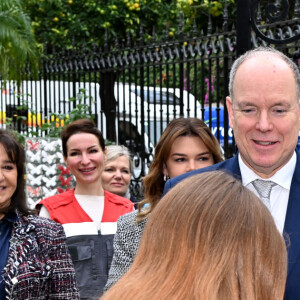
[0,1,299,199]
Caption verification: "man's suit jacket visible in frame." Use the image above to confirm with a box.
[163,150,300,300]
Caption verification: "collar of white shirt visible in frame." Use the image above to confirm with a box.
[238,152,296,234]
[238,152,296,190]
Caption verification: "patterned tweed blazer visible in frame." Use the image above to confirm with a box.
[2,212,79,300]
[105,210,147,291]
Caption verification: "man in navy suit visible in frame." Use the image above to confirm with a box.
[163,47,300,300]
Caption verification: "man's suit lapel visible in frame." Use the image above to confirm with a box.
[284,150,300,276]
[222,154,241,180]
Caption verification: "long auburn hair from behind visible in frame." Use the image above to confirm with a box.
[102,171,287,300]
[0,130,32,216]
[137,117,223,221]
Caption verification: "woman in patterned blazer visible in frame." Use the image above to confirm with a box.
[0,129,79,300]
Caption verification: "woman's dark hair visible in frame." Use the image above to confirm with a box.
[61,119,105,157]
[0,130,31,215]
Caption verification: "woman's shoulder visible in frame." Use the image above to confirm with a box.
[39,189,75,208]
[105,190,134,208]
[117,210,147,231]
[18,213,64,236]
[18,215,68,249]
[118,210,138,224]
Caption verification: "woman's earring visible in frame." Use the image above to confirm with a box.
[163,175,170,182]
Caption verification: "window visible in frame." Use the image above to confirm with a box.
[130,87,181,105]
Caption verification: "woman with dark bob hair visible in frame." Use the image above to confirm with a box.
[0,129,79,299]
[105,117,224,290]
[38,119,134,299]
[102,171,287,300]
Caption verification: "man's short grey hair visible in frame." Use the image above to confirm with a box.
[105,145,133,174]
[229,46,300,101]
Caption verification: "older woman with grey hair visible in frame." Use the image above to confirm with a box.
[102,145,138,205]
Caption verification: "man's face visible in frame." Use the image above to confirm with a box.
[226,54,300,178]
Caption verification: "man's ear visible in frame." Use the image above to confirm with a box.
[226,96,234,129]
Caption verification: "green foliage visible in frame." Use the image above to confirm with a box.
[8,88,94,138]
[105,139,115,146]
[22,0,235,49]
[9,88,115,145]
[40,88,95,137]
[0,0,39,83]
[23,0,178,48]
[177,0,235,33]
[4,93,39,144]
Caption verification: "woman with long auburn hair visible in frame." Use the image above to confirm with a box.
[105,117,223,290]
[102,171,287,300]
[139,117,223,220]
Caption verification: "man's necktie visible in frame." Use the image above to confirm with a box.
[252,179,276,211]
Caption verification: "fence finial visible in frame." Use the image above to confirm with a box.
[256,3,262,23]
[152,26,156,42]
[193,17,198,38]
[295,0,300,17]
[207,3,212,35]
[104,29,108,51]
[139,25,144,45]
[114,36,119,49]
[179,12,183,37]
[223,0,228,32]
[126,32,131,48]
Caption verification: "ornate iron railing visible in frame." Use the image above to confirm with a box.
[1,1,299,200]
[251,0,300,45]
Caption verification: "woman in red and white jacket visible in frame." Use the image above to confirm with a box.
[38,119,134,300]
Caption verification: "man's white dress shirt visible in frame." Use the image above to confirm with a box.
[239,152,296,234]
